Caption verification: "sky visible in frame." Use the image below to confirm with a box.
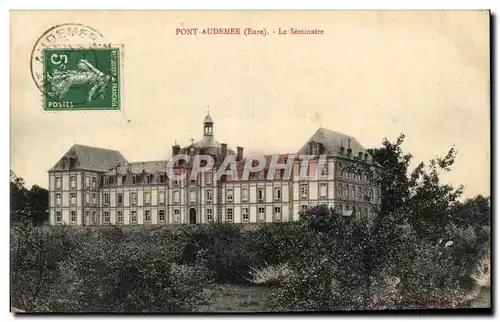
[10,11,490,198]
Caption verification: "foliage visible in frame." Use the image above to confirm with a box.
[450,195,491,228]
[10,225,213,312]
[245,262,292,286]
[10,171,49,225]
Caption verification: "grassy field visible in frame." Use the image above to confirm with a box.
[198,284,275,313]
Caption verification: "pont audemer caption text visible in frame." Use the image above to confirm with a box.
[176,27,324,36]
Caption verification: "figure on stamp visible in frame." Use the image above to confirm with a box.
[46,58,114,103]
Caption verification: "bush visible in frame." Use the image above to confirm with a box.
[245,262,292,286]
[10,225,213,312]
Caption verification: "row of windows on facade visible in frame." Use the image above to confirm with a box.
[54,206,284,225]
[53,163,374,189]
[53,183,381,207]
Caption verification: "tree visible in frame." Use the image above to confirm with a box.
[27,185,49,225]
[10,171,28,223]
[450,195,490,228]
[10,171,49,225]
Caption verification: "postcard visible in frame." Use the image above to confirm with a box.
[10,10,490,313]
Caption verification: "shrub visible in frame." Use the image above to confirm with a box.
[245,262,292,286]
[10,225,213,312]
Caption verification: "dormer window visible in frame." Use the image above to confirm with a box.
[310,142,317,155]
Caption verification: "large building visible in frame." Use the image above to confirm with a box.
[48,113,381,226]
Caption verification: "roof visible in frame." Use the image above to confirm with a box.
[105,161,169,175]
[297,127,372,161]
[204,113,213,123]
[49,144,128,172]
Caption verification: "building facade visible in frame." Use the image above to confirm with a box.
[48,113,381,226]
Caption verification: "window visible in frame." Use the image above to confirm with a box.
[364,174,368,182]
[337,184,342,198]
[56,211,62,223]
[189,189,196,202]
[91,211,97,225]
[364,207,368,220]
[103,193,110,205]
[92,177,96,189]
[55,193,61,205]
[84,176,90,188]
[122,175,127,185]
[173,190,180,203]
[258,188,264,201]
[319,183,327,198]
[104,211,110,223]
[346,205,350,211]
[174,209,180,223]
[144,210,151,223]
[131,211,137,223]
[55,177,62,188]
[358,187,362,199]
[158,191,165,204]
[321,164,328,176]
[146,175,153,184]
[70,211,76,223]
[344,170,348,179]
[205,172,212,185]
[70,176,76,188]
[227,189,233,201]
[274,187,281,200]
[117,193,123,205]
[343,185,348,198]
[206,189,212,202]
[117,211,123,223]
[130,192,137,205]
[357,173,361,182]
[374,189,379,202]
[85,193,90,204]
[159,174,166,184]
[338,204,343,213]
[273,206,281,221]
[301,204,308,212]
[132,176,137,185]
[351,186,355,199]
[159,210,165,222]
[70,192,76,204]
[206,208,213,221]
[226,208,233,221]
[370,189,374,202]
[258,207,265,221]
[299,184,307,198]
[364,188,368,201]
[242,208,249,221]
[92,193,97,204]
[144,191,151,205]
[242,188,249,201]
[104,177,110,185]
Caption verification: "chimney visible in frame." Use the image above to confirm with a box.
[237,146,244,161]
[347,138,352,157]
[221,143,227,159]
[339,141,345,155]
[172,142,180,157]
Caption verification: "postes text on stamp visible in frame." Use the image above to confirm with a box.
[43,48,120,110]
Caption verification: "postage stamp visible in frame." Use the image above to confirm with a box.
[43,48,121,110]
[29,23,122,111]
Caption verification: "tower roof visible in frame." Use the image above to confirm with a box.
[204,113,213,123]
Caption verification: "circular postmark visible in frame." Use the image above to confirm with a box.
[30,23,106,93]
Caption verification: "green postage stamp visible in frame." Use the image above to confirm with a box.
[43,48,120,110]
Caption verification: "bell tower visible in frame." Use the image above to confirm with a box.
[203,110,214,137]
